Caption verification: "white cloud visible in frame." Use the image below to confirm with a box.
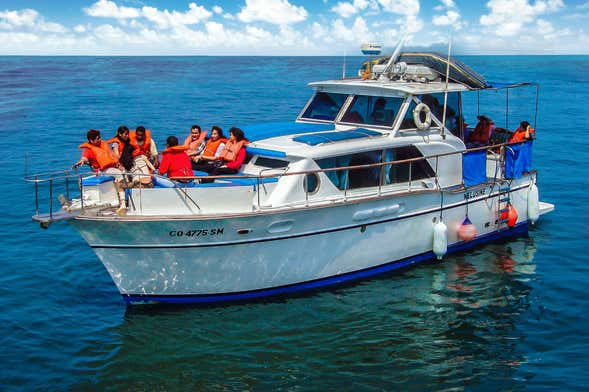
[377,0,420,16]
[212,6,223,14]
[141,3,212,29]
[0,8,68,33]
[237,0,308,25]
[74,24,87,33]
[331,0,371,18]
[480,0,564,37]
[432,0,464,28]
[84,0,141,19]
[433,10,460,26]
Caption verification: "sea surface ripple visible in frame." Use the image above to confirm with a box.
[0,56,587,390]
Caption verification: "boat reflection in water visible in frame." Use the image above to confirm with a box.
[82,238,537,389]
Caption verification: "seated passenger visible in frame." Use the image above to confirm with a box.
[184,125,208,157]
[468,115,495,146]
[107,126,137,171]
[73,129,128,214]
[192,126,226,168]
[342,111,364,123]
[194,127,247,180]
[509,121,535,143]
[132,126,159,168]
[158,136,194,181]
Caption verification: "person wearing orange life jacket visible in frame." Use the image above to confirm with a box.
[183,125,208,157]
[158,136,194,182]
[131,126,159,168]
[467,115,496,147]
[509,121,535,143]
[73,129,128,214]
[191,126,226,169]
[197,127,248,182]
[106,126,137,170]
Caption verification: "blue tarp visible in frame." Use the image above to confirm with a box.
[463,150,487,187]
[505,141,533,179]
[293,128,381,146]
[242,122,333,142]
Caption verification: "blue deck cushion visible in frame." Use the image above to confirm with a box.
[245,146,287,158]
[463,150,487,187]
[192,170,209,177]
[293,129,382,146]
[82,175,114,186]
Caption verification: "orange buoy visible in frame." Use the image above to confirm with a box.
[500,204,519,228]
[457,217,477,241]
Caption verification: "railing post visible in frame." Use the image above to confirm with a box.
[80,175,84,212]
[257,176,261,210]
[34,175,39,216]
[304,175,309,207]
[408,161,412,191]
[65,171,70,201]
[49,179,53,220]
[139,173,142,213]
[378,164,384,196]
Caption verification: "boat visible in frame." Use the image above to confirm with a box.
[361,43,382,56]
[26,44,554,305]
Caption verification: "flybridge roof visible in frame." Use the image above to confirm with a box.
[309,78,469,96]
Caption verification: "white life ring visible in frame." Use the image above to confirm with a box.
[413,103,432,130]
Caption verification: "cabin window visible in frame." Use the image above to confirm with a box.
[301,92,347,121]
[383,146,435,184]
[316,150,382,190]
[254,157,289,169]
[341,96,404,127]
[304,173,320,194]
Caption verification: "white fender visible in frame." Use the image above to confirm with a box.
[528,183,540,224]
[433,221,448,260]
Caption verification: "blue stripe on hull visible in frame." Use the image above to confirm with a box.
[123,223,529,305]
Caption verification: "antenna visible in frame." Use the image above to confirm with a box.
[342,49,347,79]
[380,36,406,79]
[441,31,452,140]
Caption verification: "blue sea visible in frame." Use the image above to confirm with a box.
[0,55,587,390]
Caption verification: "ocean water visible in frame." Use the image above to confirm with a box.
[0,55,588,390]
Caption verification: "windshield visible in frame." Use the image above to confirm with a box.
[340,96,404,127]
[300,92,347,122]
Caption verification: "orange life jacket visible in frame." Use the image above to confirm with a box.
[184,131,208,153]
[130,129,153,157]
[219,139,246,162]
[105,136,128,157]
[79,141,118,171]
[509,126,535,143]
[202,137,227,159]
[470,120,494,144]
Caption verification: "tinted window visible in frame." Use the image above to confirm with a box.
[255,157,289,169]
[316,150,382,190]
[341,96,404,126]
[301,92,347,121]
[383,146,435,184]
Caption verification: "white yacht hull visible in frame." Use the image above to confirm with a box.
[71,177,542,305]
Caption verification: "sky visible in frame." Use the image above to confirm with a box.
[0,0,588,55]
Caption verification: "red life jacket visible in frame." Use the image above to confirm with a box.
[79,141,118,171]
[130,129,153,157]
[219,139,246,162]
